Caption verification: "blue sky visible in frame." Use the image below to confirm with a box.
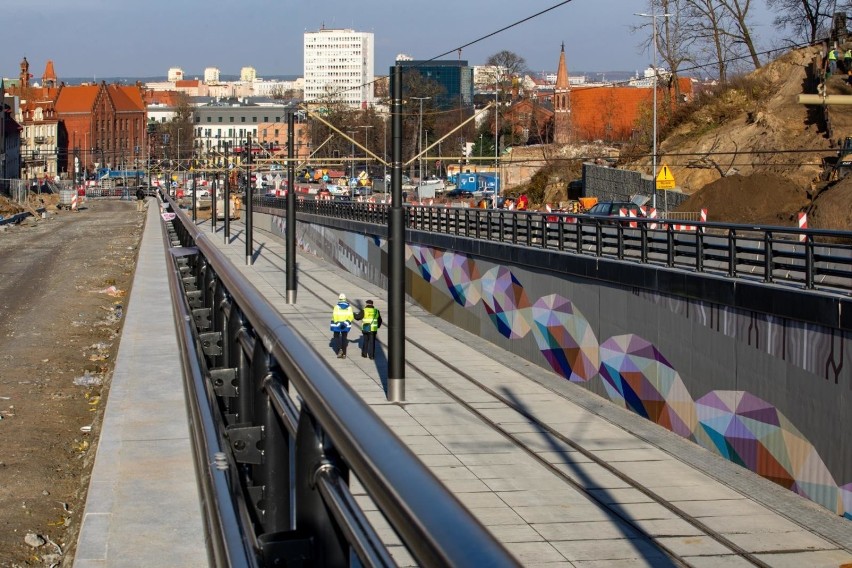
[3,0,777,80]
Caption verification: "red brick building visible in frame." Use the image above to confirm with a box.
[503,47,693,144]
[55,82,146,176]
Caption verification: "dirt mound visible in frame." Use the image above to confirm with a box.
[0,195,25,217]
[676,172,809,226]
[808,175,852,230]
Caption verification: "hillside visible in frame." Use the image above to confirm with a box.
[648,46,852,230]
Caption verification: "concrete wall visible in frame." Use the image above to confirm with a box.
[257,210,852,520]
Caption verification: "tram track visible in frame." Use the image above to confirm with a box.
[290,263,775,568]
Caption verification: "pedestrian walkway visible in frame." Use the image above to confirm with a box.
[198,216,852,568]
[74,202,206,567]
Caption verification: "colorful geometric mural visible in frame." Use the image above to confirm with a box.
[599,335,697,438]
[410,244,444,284]
[480,266,531,339]
[694,391,842,514]
[842,484,852,520]
[292,224,852,520]
[530,294,599,382]
[441,252,482,307]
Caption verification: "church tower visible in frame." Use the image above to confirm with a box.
[553,43,572,144]
[42,60,58,89]
[20,57,30,89]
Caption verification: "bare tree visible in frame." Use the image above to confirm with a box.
[684,0,736,82]
[718,0,762,69]
[636,2,693,102]
[765,0,833,45]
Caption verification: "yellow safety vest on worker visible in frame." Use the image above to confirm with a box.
[361,306,381,332]
[331,302,354,332]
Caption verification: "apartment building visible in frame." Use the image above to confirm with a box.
[303,27,374,109]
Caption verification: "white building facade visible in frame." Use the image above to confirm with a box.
[303,28,374,108]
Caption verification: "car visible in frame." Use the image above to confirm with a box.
[445,188,474,199]
[584,201,645,226]
[585,201,643,218]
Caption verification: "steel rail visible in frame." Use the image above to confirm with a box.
[163,195,518,567]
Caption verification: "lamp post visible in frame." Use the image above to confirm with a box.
[358,125,373,183]
[346,130,357,188]
[411,96,430,182]
[636,11,671,212]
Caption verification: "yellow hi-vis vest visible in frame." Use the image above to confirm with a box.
[331,303,353,332]
[362,306,380,332]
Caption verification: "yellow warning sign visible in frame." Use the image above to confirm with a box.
[656,164,676,190]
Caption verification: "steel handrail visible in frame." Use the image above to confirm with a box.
[256,197,852,296]
[165,195,518,567]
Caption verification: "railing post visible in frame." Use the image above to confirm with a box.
[595,222,603,257]
[640,222,648,264]
[666,225,674,267]
[576,221,582,254]
[696,227,704,272]
[763,231,774,283]
[540,215,547,249]
[805,236,815,289]
[617,223,624,260]
[728,228,737,278]
[294,411,349,567]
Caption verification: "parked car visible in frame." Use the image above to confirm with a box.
[583,201,645,226]
[585,201,643,218]
[445,188,474,199]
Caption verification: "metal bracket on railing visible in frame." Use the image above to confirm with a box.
[182,275,198,291]
[210,368,238,397]
[186,290,203,309]
[199,332,223,356]
[192,307,212,331]
[227,424,265,464]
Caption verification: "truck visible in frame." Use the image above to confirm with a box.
[416,179,446,200]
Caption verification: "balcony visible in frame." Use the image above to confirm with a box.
[35,137,46,144]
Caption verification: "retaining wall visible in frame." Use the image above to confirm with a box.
[255,210,852,519]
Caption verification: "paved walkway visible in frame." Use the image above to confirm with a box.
[198,216,852,568]
[76,203,852,567]
[74,202,206,567]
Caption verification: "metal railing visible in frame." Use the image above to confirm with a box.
[162,195,518,567]
[256,197,852,296]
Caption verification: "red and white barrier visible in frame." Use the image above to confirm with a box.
[798,212,807,242]
[71,192,79,211]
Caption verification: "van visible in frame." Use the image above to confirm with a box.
[416,179,446,199]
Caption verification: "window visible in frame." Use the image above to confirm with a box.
[241,117,245,123]
[230,117,234,123]
[218,117,223,123]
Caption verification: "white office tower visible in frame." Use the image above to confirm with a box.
[167,67,184,82]
[204,67,221,83]
[304,28,374,108]
[240,67,257,82]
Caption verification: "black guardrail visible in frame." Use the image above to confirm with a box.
[256,196,852,296]
[161,196,518,567]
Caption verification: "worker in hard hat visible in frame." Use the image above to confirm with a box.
[330,293,355,358]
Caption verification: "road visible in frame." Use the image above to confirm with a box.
[0,199,144,566]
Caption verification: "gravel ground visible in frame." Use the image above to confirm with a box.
[0,199,144,566]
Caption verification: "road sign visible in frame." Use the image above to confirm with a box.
[656,164,676,190]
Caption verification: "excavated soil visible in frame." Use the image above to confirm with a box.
[676,172,810,226]
[0,200,143,566]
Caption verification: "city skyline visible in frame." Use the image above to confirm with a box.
[2,0,780,81]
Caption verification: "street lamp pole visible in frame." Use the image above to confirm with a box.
[636,11,671,212]
[358,124,373,186]
[411,97,430,182]
[346,130,356,188]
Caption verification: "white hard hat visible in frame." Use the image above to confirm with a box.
[338,293,346,301]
